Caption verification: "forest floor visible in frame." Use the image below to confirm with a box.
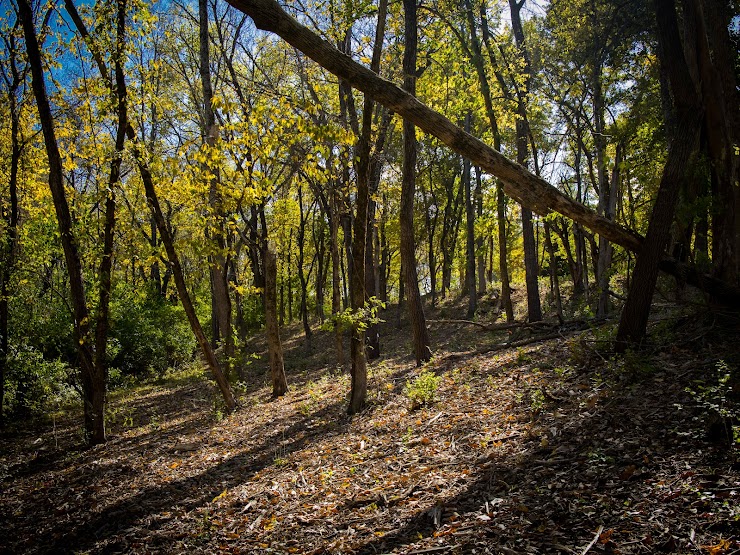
[1,289,739,555]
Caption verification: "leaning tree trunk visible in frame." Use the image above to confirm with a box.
[226,0,740,307]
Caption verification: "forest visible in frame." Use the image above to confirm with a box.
[0,0,739,552]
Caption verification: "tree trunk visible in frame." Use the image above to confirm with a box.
[21,0,103,443]
[463,112,477,318]
[400,0,432,365]
[330,183,344,369]
[596,144,622,316]
[616,0,703,348]
[509,0,542,323]
[0,31,22,427]
[497,183,514,322]
[544,222,564,323]
[297,186,313,343]
[200,0,233,371]
[264,242,288,396]
[475,167,486,294]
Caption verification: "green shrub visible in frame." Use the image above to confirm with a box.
[404,369,441,410]
[109,284,196,380]
[3,343,75,417]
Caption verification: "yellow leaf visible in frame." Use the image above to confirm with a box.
[212,489,228,502]
[169,462,180,469]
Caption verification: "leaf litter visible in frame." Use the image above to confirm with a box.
[1,300,738,554]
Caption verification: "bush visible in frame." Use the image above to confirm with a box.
[109,284,196,380]
[404,369,441,410]
[3,343,75,417]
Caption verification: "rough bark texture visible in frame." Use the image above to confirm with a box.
[401,0,432,365]
[264,243,288,397]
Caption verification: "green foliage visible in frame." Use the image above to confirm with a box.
[322,297,385,333]
[404,369,441,410]
[687,360,739,445]
[3,344,75,417]
[109,284,196,380]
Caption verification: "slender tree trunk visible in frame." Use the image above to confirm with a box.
[475,167,486,294]
[200,0,233,370]
[463,112,477,318]
[544,222,564,323]
[508,0,542,323]
[401,0,432,365]
[497,183,514,322]
[297,186,312,343]
[330,184,344,368]
[264,242,288,396]
[0,34,22,427]
[21,0,103,442]
[365,195,380,360]
[596,144,622,316]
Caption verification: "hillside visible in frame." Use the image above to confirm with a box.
[1,298,739,554]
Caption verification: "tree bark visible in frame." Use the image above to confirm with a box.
[401,0,432,365]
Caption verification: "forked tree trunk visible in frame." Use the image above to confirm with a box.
[21,0,103,443]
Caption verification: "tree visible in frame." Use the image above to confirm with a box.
[401,0,432,364]
[615,0,705,348]
[64,0,237,413]
[20,0,119,444]
[199,0,234,373]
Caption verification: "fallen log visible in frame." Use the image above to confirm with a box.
[225,0,740,308]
